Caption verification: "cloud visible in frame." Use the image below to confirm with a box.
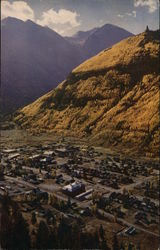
[1,1,35,21]
[99,19,104,23]
[126,13,132,16]
[126,10,137,17]
[132,11,137,17]
[1,1,81,35]
[134,0,158,13]
[117,14,124,18]
[117,11,136,18]
[37,8,81,35]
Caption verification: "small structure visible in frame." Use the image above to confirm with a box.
[8,153,20,160]
[55,148,68,157]
[29,154,40,160]
[145,25,149,32]
[76,188,93,201]
[40,156,52,163]
[43,150,55,157]
[3,149,17,154]
[31,188,48,199]
[62,181,85,197]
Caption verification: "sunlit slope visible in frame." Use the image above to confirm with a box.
[15,30,159,157]
[73,31,158,72]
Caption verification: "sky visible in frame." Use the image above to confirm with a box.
[1,0,159,36]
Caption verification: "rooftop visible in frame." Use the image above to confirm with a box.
[63,181,85,192]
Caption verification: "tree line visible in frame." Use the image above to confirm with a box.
[0,195,140,250]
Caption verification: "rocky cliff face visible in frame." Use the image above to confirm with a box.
[15,30,159,157]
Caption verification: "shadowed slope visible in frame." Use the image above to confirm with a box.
[1,17,84,113]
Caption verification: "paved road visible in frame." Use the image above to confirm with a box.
[22,166,47,175]
[6,176,35,189]
[98,209,159,238]
[5,176,86,205]
[4,176,159,238]
[95,175,159,205]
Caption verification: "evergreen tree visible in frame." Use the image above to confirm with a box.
[113,234,119,250]
[57,217,72,249]
[0,206,12,249]
[0,195,31,250]
[99,224,105,240]
[128,242,133,250]
[67,196,71,208]
[36,220,49,249]
[81,232,98,249]
[0,168,4,181]
[72,221,81,250]
[12,210,31,250]
[1,194,11,212]
[100,239,110,250]
[31,212,37,225]
[48,228,58,249]
[93,230,100,249]
[120,242,125,250]
[136,242,141,250]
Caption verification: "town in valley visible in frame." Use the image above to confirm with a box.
[0,128,159,250]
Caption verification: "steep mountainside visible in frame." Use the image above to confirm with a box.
[15,30,159,157]
[1,17,84,113]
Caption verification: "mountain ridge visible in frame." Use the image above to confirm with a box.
[1,17,133,114]
[65,23,134,57]
[65,28,98,46]
[1,17,84,114]
[15,30,159,158]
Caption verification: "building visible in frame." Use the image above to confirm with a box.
[76,189,93,201]
[8,153,20,160]
[31,188,48,199]
[62,181,85,197]
[55,148,69,157]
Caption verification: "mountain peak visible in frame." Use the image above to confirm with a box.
[101,23,118,29]
[83,23,134,57]
[1,16,85,113]
[1,17,24,25]
[25,19,37,25]
[65,23,133,55]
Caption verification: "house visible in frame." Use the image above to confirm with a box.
[124,226,136,235]
[3,149,17,154]
[62,181,85,197]
[32,188,48,199]
[8,153,20,160]
[76,189,93,201]
[43,150,55,157]
[80,207,91,216]
[29,154,40,160]
[55,148,69,157]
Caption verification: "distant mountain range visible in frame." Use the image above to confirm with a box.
[15,30,159,157]
[65,28,98,46]
[1,17,133,113]
[65,24,133,57]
